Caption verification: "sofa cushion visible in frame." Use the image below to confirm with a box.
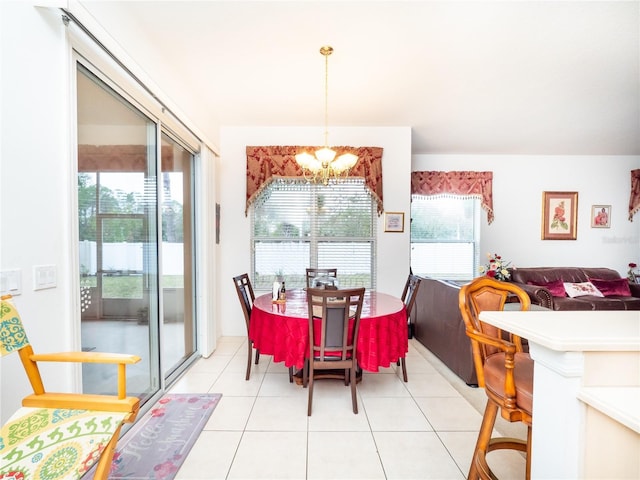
[527,279,566,297]
[563,282,604,298]
[511,267,589,285]
[588,278,632,297]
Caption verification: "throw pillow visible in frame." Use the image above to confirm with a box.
[527,279,566,297]
[588,277,632,297]
[563,282,604,298]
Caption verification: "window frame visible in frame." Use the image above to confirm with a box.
[409,195,481,281]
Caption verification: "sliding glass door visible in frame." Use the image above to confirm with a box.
[76,63,198,402]
[160,133,197,381]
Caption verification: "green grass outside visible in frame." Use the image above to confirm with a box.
[81,275,184,298]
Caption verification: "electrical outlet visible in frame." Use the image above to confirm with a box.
[0,269,22,296]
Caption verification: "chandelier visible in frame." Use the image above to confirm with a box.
[295,46,358,185]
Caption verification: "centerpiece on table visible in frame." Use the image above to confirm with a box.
[628,262,638,283]
[479,253,512,281]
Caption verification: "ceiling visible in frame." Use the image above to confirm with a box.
[74,1,639,156]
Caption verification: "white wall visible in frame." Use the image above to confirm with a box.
[412,155,640,276]
[219,126,412,336]
[1,3,76,421]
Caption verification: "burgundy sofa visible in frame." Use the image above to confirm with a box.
[509,267,640,311]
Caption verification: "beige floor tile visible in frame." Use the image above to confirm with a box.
[258,372,306,397]
[227,431,307,479]
[362,396,433,431]
[358,372,411,397]
[210,368,264,396]
[414,396,483,431]
[403,372,462,397]
[175,430,242,480]
[246,396,309,431]
[374,431,465,479]
[188,354,233,374]
[168,372,219,394]
[204,396,255,431]
[307,431,385,479]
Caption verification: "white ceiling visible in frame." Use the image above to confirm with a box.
[74,0,640,155]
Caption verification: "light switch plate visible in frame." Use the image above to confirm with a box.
[33,265,57,290]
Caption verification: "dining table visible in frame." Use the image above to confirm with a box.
[249,288,408,373]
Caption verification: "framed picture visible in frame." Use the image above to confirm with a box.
[384,212,405,232]
[541,191,578,240]
[591,205,611,228]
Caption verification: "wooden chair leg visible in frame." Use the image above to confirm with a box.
[400,356,408,382]
[302,359,309,388]
[255,347,260,364]
[307,365,314,416]
[350,365,358,414]
[245,341,253,381]
[288,366,294,383]
[470,399,499,480]
[92,423,124,480]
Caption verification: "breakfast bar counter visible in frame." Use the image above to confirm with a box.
[478,310,640,479]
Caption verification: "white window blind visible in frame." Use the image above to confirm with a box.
[251,179,376,291]
[410,196,480,281]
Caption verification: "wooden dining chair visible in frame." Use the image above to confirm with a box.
[396,274,421,382]
[305,268,338,288]
[303,287,365,416]
[458,277,533,480]
[233,274,293,382]
[232,274,260,381]
[0,295,141,480]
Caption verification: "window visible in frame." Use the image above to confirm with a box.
[252,179,376,290]
[410,196,480,281]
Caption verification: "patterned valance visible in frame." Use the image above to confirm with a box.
[411,171,494,224]
[245,146,384,215]
[629,169,640,221]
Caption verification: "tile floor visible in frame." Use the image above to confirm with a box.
[168,337,526,479]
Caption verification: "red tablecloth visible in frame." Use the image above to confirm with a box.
[249,289,408,372]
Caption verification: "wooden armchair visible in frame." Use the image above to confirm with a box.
[458,278,533,480]
[0,295,141,480]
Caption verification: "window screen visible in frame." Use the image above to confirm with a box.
[251,179,376,290]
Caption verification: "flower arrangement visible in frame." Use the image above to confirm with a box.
[479,253,512,281]
[628,262,638,283]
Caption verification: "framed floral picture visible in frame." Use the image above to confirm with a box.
[591,205,611,228]
[384,212,405,232]
[541,191,578,240]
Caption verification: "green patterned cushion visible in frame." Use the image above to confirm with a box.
[0,299,30,356]
[1,407,127,480]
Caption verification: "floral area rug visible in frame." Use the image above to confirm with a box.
[97,393,221,480]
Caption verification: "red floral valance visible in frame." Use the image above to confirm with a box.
[245,146,384,215]
[411,171,494,224]
[629,169,640,221]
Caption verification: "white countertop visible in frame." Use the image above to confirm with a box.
[478,310,640,352]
